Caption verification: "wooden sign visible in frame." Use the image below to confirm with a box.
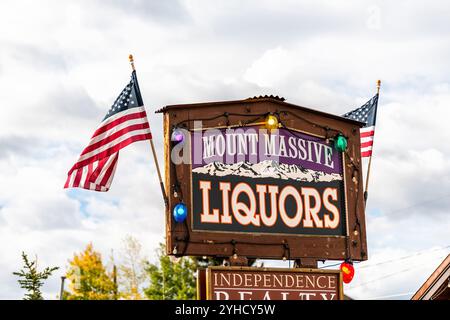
[204,267,343,300]
[157,96,367,262]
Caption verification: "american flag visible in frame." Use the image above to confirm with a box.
[64,71,152,191]
[343,94,379,158]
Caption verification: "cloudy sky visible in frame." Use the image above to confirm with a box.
[1,0,449,300]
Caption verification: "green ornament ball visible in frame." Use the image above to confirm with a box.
[334,134,348,152]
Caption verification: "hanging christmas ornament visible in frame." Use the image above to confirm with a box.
[265,114,279,130]
[334,134,348,152]
[340,261,355,284]
[171,128,185,143]
[173,203,187,223]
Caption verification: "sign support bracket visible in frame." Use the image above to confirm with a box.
[294,258,318,268]
[228,256,249,266]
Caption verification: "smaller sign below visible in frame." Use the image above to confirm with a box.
[205,266,342,300]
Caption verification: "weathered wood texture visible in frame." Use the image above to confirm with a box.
[159,98,367,262]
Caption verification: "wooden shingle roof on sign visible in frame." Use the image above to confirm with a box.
[246,95,286,102]
[411,254,450,300]
[155,96,365,127]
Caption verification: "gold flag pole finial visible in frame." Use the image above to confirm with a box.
[129,54,135,71]
[376,79,381,94]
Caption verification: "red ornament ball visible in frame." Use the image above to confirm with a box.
[340,262,355,284]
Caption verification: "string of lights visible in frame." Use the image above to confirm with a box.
[320,262,347,269]
[364,291,416,300]
[357,245,450,269]
[172,109,349,137]
[173,236,294,261]
[321,245,450,270]
[278,110,343,137]
[173,111,269,130]
[345,255,447,290]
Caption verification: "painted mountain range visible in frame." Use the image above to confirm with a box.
[192,160,342,182]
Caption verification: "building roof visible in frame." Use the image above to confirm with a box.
[411,254,450,300]
[155,96,365,127]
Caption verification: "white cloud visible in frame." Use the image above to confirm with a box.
[243,46,301,87]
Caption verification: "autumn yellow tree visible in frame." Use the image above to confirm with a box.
[64,243,116,300]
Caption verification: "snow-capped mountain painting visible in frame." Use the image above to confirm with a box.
[192,160,342,182]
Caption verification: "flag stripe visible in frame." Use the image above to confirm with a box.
[94,153,117,185]
[80,165,88,188]
[79,127,151,162]
[90,157,107,184]
[64,171,73,188]
[92,109,148,138]
[66,172,74,188]
[83,163,93,189]
[101,155,119,187]
[87,116,149,147]
[69,130,151,173]
[360,130,375,138]
[360,127,374,158]
[360,125,375,132]
[65,154,119,192]
[69,170,76,187]
[81,122,150,156]
[361,141,374,148]
[361,136,374,143]
[96,106,146,129]
[81,170,87,188]
[73,167,83,187]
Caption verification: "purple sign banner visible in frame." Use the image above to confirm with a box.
[191,127,342,175]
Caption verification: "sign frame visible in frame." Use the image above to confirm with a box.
[157,97,368,262]
[189,125,349,238]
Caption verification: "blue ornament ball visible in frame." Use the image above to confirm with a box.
[173,203,187,223]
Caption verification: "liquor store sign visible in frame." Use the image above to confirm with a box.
[191,127,346,236]
[206,267,342,300]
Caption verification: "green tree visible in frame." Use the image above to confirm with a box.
[64,243,116,300]
[144,243,198,300]
[143,243,256,300]
[13,252,59,300]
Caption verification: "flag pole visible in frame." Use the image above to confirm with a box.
[363,80,381,206]
[129,54,169,209]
